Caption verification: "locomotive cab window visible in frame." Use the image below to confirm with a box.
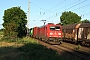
[55,26,60,30]
[50,26,60,30]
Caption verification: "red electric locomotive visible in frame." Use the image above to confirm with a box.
[32,23,62,44]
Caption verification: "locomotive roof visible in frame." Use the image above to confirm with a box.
[39,23,56,28]
[62,23,90,29]
[39,25,46,28]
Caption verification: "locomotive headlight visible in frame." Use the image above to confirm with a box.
[50,33,53,35]
[58,33,61,35]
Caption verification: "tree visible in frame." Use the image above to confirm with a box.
[3,7,27,38]
[81,19,90,23]
[60,11,81,25]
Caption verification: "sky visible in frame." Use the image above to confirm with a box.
[0,0,90,29]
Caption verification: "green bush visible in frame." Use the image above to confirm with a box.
[75,44,81,50]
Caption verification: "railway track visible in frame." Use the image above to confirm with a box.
[60,42,90,54]
[53,45,90,60]
[63,40,90,47]
[37,39,90,60]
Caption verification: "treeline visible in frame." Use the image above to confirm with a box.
[2,6,90,39]
[60,11,90,25]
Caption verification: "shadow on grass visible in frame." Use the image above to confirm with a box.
[18,43,68,60]
[1,42,87,60]
[0,43,68,60]
[0,46,20,60]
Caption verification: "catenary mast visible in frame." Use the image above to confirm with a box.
[27,0,30,35]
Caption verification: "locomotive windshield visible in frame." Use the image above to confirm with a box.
[50,26,60,30]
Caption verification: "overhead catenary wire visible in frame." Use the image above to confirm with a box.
[40,0,81,18]
[46,0,87,20]
[46,0,82,19]
[46,0,66,12]
[31,0,82,20]
[30,0,66,13]
[72,4,90,11]
[30,2,47,11]
[47,0,81,13]
[31,0,89,25]
[40,0,67,21]
[33,0,67,21]
[65,0,87,11]
[39,0,66,20]
[84,12,90,15]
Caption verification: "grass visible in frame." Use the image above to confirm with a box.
[0,31,3,35]
[0,36,38,44]
[0,36,68,60]
[75,44,81,50]
[18,43,65,60]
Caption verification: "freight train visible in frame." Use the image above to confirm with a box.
[62,23,90,46]
[29,22,90,46]
[29,23,62,44]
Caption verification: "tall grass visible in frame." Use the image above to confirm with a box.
[0,31,3,35]
[0,36,38,44]
[0,35,69,60]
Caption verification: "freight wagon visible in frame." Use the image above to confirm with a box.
[62,23,90,46]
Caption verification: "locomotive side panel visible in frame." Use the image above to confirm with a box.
[38,23,62,44]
